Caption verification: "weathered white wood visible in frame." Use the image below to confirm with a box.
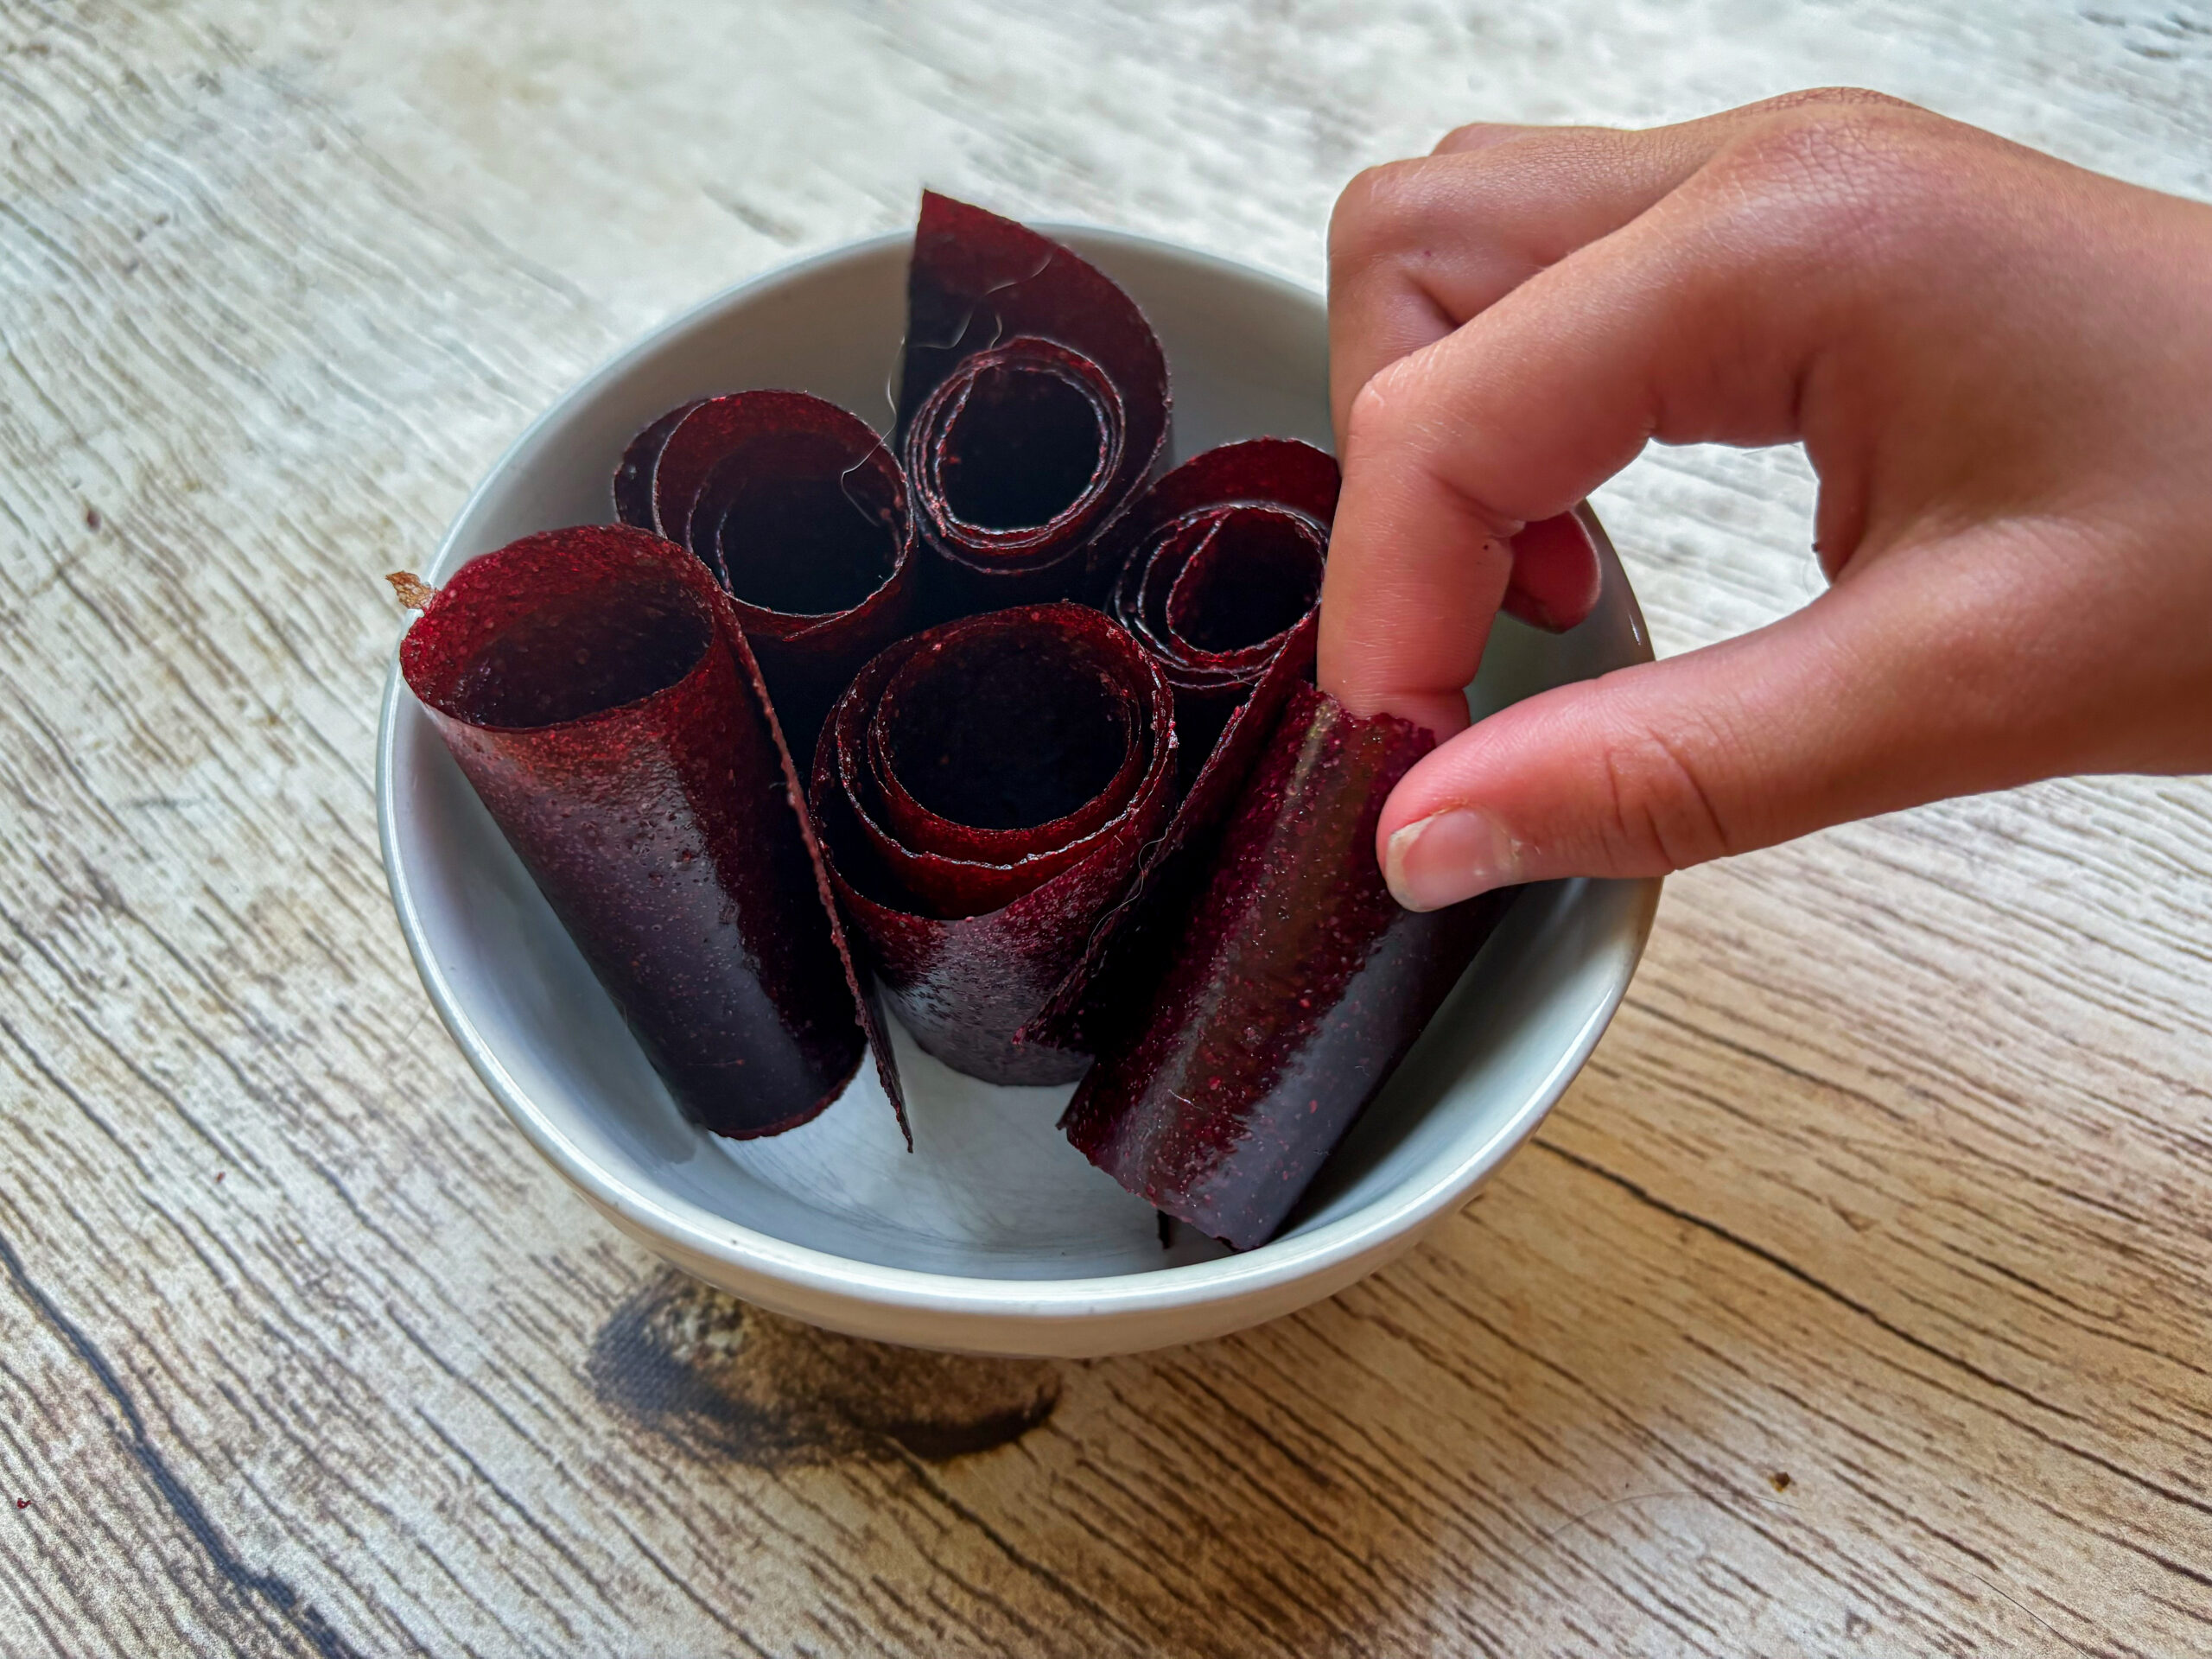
[2,2,2207,1654]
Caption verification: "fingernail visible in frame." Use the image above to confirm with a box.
[1384,809,1522,912]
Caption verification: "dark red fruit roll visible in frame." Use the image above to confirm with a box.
[1017,608,1318,1059]
[1019,442,1338,1056]
[400,524,899,1141]
[1061,683,1511,1249]
[611,391,919,760]
[1103,437,1338,772]
[809,603,1178,1085]
[896,192,1170,614]
[612,399,700,531]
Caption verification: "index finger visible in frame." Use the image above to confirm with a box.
[1325,93,1920,441]
[1319,92,1929,734]
[1328,119,1725,445]
[1319,145,1863,734]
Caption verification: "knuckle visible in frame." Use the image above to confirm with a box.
[1431,120,1517,155]
[1744,86,1923,123]
[1329,156,1456,273]
[1593,720,1738,874]
[1331,161,1418,258]
[1341,374,1399,462]
[1341,356,1430,461]
[1694,92,1963,256]
[1738,114,1893,191]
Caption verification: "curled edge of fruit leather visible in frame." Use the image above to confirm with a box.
[613,389,919,760]
[809,602,1178,1086]
[397,524,907,1142]
[1105,437,1338,685]
[1060,682,1512,1249]
[895,191,1171,612]
[1103,435,1338,772]
[612,400,700,531]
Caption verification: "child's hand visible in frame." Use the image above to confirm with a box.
[1318,91,2212,910]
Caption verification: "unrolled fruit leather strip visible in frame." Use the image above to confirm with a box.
[897,192,1170,613]
[400,524,905,1141]
[613,390,919,761]
[810,602,1177,1086]
[1104,436,1338,772]
[1061,682,1511,1249]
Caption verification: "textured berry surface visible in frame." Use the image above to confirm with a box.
[401,524,878,1138]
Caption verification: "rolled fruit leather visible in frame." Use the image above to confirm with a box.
[810,602,1178,1086]
[613,390,918,761]
[398,524,902,1141]
[1062,682,1512,1249]
[1105,437,1337,772]
[1016,449,1589,1061]
[1023,439,1338,1057]
[895,191,1171,617]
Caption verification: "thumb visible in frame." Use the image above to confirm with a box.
[1375,539,2078,909]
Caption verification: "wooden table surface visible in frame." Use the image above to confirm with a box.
[4,3,2209,1654]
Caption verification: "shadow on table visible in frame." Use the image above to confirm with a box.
[588,1272,1061,1468]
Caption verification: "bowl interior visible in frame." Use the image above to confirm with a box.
[382,228,1653,1292]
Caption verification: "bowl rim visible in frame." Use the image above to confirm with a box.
[376,221,1662,1325]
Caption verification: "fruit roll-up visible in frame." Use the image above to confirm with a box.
[896,192,1170,617]
[1061,683,1511,1249]
[1020,440,1339,1056]
[612,390,918,762]
[810,603,1177,1085]
[1104,437,1338,775]
[398,524,900,1140]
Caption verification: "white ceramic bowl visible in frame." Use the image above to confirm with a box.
[378,224,1660,1357]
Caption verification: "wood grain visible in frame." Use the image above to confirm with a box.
[2,1,2207,1653]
